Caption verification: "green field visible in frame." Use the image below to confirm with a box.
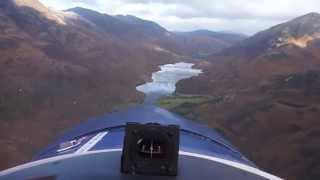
[157,94,223,120]
[157,94,215,109]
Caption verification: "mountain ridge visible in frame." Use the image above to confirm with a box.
[0,0,246,170]
[66,6,246,58]
[175,12,320,180]
[3,1,320,179]
[216,12,320,58]
[0,0,182,170]
[67,7,169,38]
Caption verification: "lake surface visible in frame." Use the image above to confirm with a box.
[136,62,202,104]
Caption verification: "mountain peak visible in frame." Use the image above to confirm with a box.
[237,12,320,52]
[67,7,104,15]
[7,0,75,25]
[269,12,320,48]
[12,0,46,10]
[217,12,320,58]
[299,12,320,19]
[67,7,169,37]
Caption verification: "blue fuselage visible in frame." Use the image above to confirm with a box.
[0,105,282,180]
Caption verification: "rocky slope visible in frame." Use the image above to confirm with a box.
[0,0,181,169]
[175,13,320,180]
[0,0,246,170]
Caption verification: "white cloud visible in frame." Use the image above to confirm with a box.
[39,0,320,35]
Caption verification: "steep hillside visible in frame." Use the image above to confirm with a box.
[173,13,320,180]
[0,0,250,171]
[0,0,180,169]
[218,12,320,58]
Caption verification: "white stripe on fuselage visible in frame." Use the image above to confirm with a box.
[75,131,108,153]
[179,151,282,180]
[0,149,282,180]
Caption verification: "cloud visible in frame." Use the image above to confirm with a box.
[39,0,320,35]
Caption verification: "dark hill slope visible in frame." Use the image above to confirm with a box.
[0,0,179,169]
[174,13,320,180]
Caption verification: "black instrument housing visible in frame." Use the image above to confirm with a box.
[121,122,180,176]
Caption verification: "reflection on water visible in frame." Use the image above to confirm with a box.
[136,62,202,104]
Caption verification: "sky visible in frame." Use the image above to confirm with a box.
[39,0,320,35]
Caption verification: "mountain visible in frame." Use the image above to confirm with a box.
[67,7,169,39]
[172,13,320,180]
[0,0,247,170]
[0,0,183,169]
[218,12,320,58]
[173,30,247,58]
[67,7,246,58]
[188,12,320,95]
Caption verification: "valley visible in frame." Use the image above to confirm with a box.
[172,13,320,180]
[0,0,242,170]
[0,0,320,180]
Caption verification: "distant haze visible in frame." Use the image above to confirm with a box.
[40,0,320,35]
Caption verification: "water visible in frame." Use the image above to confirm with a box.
[136,62,202,104]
